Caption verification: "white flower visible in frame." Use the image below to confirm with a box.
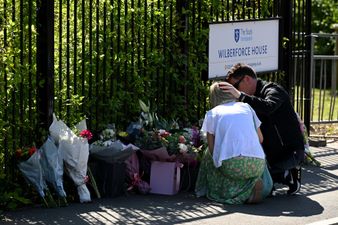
[101,128,116,140]
[103,140,114,147]
[178,143,188,154]
[158,129,166,135]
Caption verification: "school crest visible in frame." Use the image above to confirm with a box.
[234,29,240,43]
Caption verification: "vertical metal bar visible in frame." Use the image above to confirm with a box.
[124,0,128,91]
[143,0,147,85]
[311,58,316,121]
[66,0,70,122]
[318,60,323,121]
[11,0,16,160]
[162,0,167,114]
[110,0,114,99]
[185,0,189,112]
[252,0,255,19]
[95,0,100,130]
[221,0,224,21]
[131,0,135,89]
[321,61,327,120]
[168,0,173,110]
[19,0,24,147]
[150,0,154,83]
[197,0,201,119]
[329,61,336,120]
[257,0,261,18]
[88,0,93,128]
[123,0,128,118]
[304,0,312,130]
[81,0,85,112]
[227,0,230,21]
[3,0,8,174]
[103,2,107,116]
[28,0,33,142]
[156,0,160,108]
[74,0,78,95]
[215,0,218,21]
[231,0,235,21]
[59,0,63,114]
[137,0,141,80]
[242,0,245,19]
[36,0,54,136]
[281,0,292,94]
[310,35,315,121]
[117,0,121,88]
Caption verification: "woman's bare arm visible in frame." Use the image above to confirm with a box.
[207,132,215,154]
[257,127,264,144]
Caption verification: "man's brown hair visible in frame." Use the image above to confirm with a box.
[225,63,257,81]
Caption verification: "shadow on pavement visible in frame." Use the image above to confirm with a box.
[1,146,337,224]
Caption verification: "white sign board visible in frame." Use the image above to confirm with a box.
[208,19,279,79]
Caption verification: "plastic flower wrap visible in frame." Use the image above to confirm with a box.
[39,137,68,206]
[49,115,92,203]
[17,149,57,208]
[17,150,47,198]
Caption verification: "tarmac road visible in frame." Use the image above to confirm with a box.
[1,141,338,225]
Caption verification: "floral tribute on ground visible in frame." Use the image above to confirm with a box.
[15,100,207,208]
[16,114,100,208]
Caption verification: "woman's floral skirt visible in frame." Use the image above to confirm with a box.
[195,151,265,204]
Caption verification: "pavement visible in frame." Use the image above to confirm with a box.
[1,141,338,225]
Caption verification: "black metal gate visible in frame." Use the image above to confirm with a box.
[0,0,311,176]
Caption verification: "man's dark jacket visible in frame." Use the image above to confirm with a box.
[241,79,304,165]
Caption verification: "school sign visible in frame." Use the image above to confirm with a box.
[208,19,280,79]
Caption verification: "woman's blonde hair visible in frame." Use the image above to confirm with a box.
[209,81,236,108]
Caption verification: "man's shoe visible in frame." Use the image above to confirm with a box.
[287,179,300,195]
[269,186,276,197]
[287,167,301,195]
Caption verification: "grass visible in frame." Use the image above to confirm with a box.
[311,88,337,122]
[294,87,337,122]
[294,87,338,137]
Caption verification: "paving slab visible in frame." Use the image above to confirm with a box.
[1,142,338,225]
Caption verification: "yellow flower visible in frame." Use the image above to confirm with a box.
[118,131,128,137]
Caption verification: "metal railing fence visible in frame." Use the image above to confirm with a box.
[0,0,310,177]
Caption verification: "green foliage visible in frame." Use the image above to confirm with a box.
[0,173,32,212]
[312,0,338,54]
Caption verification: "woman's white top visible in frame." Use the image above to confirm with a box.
[201,102,265,168]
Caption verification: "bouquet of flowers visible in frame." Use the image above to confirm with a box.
[16,146,57,208]
[49,115,93,203]
[39,137,68,206]
[128,99,206,163]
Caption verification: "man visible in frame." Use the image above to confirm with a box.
[219,63,304,195]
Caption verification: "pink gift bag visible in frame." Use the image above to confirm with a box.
[149,161,183,195]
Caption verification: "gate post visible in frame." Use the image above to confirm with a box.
[36,0,54,141]
[280,0,292,92]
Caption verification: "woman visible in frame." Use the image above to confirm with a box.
[195,81,271,204]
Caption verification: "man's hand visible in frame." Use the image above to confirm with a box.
[218,82,241,99]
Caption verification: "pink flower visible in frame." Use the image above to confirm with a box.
[80,129,93,140]
[178,135,186,143]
